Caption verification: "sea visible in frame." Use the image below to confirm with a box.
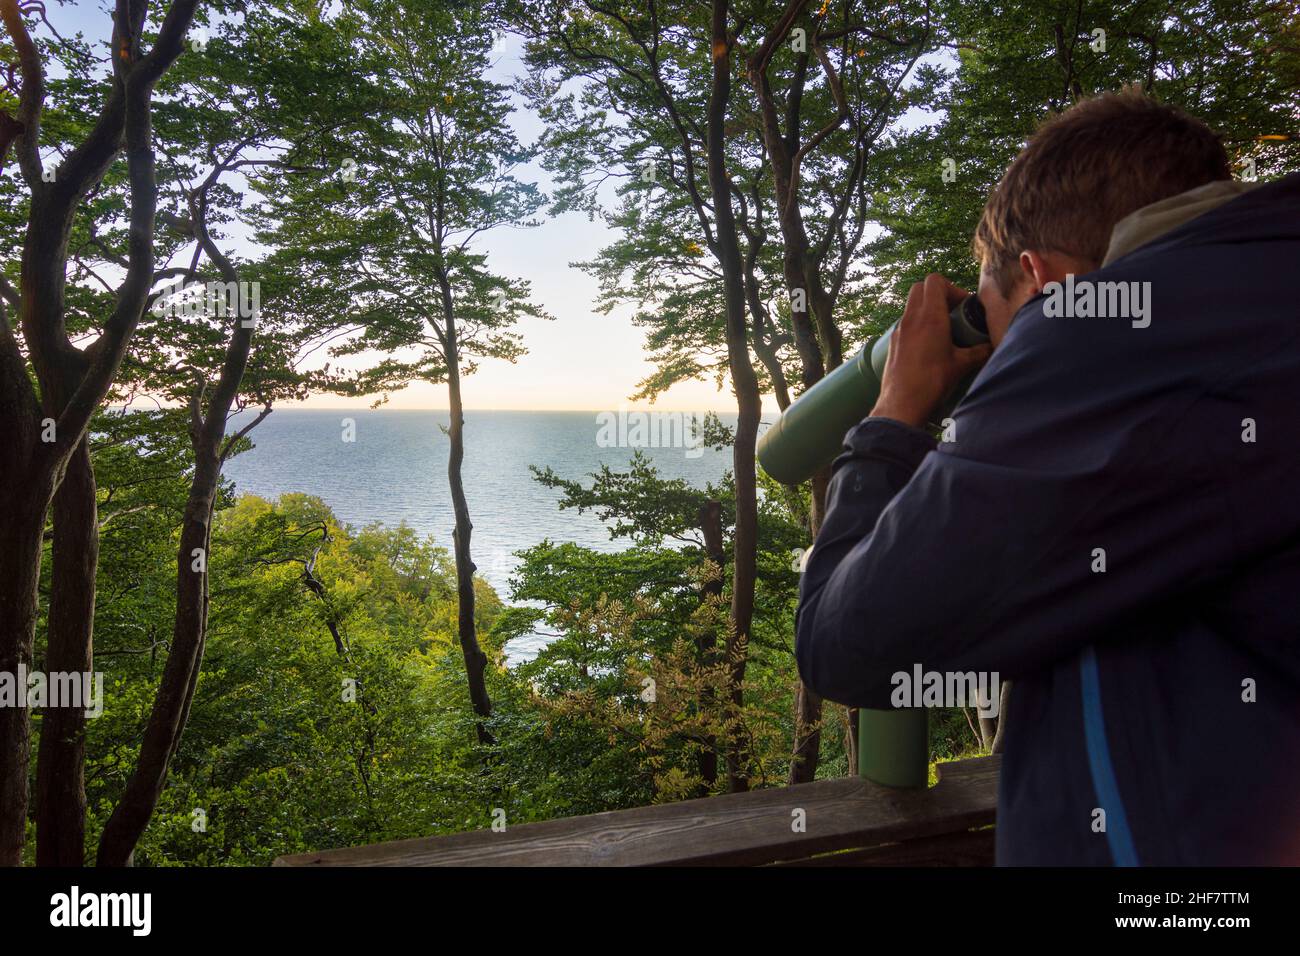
[222,408,739,661]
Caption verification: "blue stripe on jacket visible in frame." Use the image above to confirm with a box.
[1080,646,1139,866]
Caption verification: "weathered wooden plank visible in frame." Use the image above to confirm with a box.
[274,754,999,867]
[775,827,997,867]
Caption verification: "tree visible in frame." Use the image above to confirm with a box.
[522,0,772,791]
[534,450,733,787]
[0,0,198,867]
[96,2,326,865]
[514,450,808,796]
[258,0,548,745]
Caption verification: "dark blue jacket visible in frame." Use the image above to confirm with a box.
[796,173,1300,865]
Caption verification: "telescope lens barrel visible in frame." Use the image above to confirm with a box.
[756,295,990,485]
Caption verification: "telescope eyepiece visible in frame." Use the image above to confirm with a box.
[948,294,990,348]
[957,294,988,336]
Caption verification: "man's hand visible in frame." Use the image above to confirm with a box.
[870,273,994,429]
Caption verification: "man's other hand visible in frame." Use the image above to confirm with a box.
[870,273,994,428]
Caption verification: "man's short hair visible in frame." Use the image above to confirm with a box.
[973,89,1232,295]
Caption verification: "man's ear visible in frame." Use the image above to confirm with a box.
[1018,249,1098,292]
[1018,250,1052,293]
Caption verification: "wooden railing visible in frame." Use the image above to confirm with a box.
[274,754,999,866]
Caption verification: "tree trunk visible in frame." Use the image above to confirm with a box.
[0,244,62,862]
[749,306,791,411]
[987,680,1012,754]
[741,226,791,412]
[97,187,262,865]
[788,462,832,784]
[0,478,52,866]
[97,456,218,866]
[807,275,843,370]
[789,682,822,784]
[440,288,494,746]
[35,436,97,865]
[696,500,725,791]
[708,0,761,793]
[303,561,380,808]
[845,704,859,770]
[747,43,844,784]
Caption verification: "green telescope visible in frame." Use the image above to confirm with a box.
[757,295,989,485]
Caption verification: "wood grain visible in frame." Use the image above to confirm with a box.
[274,754,999,867]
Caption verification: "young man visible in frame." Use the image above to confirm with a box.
[796,90,1300,865]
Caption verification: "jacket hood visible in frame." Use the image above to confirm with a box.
[1103,171,1300,266]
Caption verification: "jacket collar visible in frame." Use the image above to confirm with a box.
[1102,179,1260,266]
